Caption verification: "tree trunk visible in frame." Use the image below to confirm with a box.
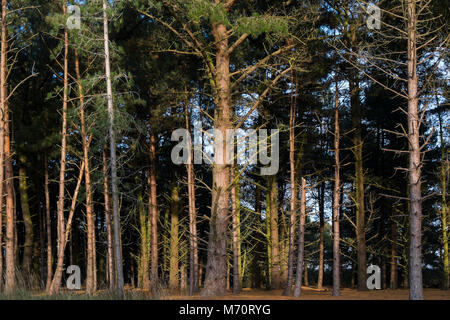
[304,260,309,287]
[202,21,232,297]
[14,196,18,268]
[199,264,203,288]
[390,213,398,290]
[283,71,297,295]
[163,207,169,276]
[130,252,135,288]
[48,3,69,295]
[44,156,53,291]
[231,166,241,294]
[351,260,356,288]
[268,175,281,289]
[0,141,2,291]
[19,157,33,274]
[93,216,97,290]
[406,0,423,300]
[350,73,367,291]
[49,160,84,294]
[437,100,449,289]
[103,0,124,298]
[148,129,158,290]
[226,256,230,291]
[75,51,96,295]
[185,103,199,295]
[38,205,45,285]
[332,78,341,296]
[102,147,115,290]
[169,184,180,291]
[265,191,272,289]
[293,178,306,297]
[0,0,6,293]
[0,40,3,290]
[2,0,16,294]
[252,182,263,289]
[137,193,143,288]
[280,211,288,288]
[3,67,14,294]
[137,182,149,290]
[318,182,325,289]
[180,264,188,292]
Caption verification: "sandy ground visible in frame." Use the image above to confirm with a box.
[164,287,450,300]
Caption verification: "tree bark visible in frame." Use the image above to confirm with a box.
[231,166,241,294]
[102,147,115,290]
[293,178,306,297]
[185,103,199,295]
[169,184,180,291]
[202,21,232,297]
[0,54,3,291]
[148,129,158,290]
[38,204,45,285]
[350,72,367,291]
[332,78,341,296]
[3,67,14,294]
[75,51,96,295]
[180,264,188,292]
[318,182,325,289]
[280,212,288,288]
[48,3,69,294]
[162,207,169,276]
[103,0,124,298]
[283,70,297,296]
[252,182,263,289]
[265,191,272,288]
[0,0,6,292]
[49,157,84,295]
[19,156,33,274]
[44,156,53,291]
[437,100,449,289]
[390,213,398,290]
[304,260,309,287]
[268,175,281,289]
[0,141,2,291]
[2,0,16,294]
[406,0,424,300]
[137,181,149,290]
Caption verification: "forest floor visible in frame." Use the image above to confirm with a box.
[165,287,450,300]
[1,286,449,300]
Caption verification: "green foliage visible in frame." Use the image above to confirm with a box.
[185,0,290,39]
[186,0,230,26]
[235,14,290,39]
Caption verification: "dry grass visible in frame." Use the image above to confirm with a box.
[165,287,450,300]
[0,286,150,300]
[1,286,449,300]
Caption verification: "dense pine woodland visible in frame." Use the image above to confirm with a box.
[0,0,448,300]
